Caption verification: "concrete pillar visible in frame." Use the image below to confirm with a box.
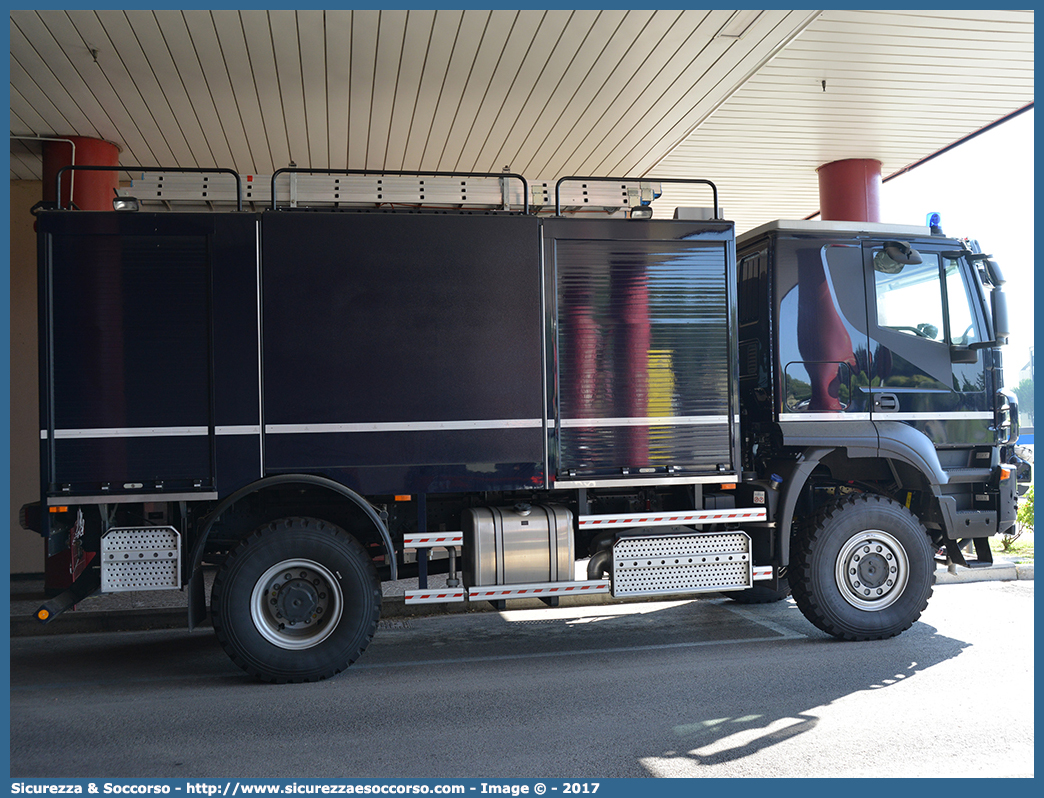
[42,136,120,210]
[817,158,882,223]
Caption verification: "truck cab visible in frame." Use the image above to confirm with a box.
[737,220,1020,598]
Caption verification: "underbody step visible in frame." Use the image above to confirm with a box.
[612,532,752,597]
[404,580,612,605]
[466,580,611,602]
[944,467,993,484]
[404,568,772,605]
[403,588,466,604]
[100,526,181,592]
[403,531,463,595]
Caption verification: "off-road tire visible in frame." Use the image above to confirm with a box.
[788,494,935,640]
[211,517,381,683]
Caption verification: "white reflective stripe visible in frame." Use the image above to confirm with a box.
[555,474,740,489]
[752,566,773,581]
[44,417,737,438]
[215,425,262,435]
[41,425,262,440]
[42,427,207,440]
[467,580,611,600]
[560,415,728,428]
[778,412,872,422]
[404,532,464,548]
[579,508,766,528]
[873,412,992,421]
[404,588,465,605]
[265,419,543,434]
[779,411,992,422]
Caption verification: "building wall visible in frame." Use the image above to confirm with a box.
[10,180,42,573]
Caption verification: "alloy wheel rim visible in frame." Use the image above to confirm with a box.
[834,529,909,611]
[250,558,342,649]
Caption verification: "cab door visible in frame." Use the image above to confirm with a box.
[864,243,992,446]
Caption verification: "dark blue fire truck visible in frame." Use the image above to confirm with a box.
[22,168,1022,681]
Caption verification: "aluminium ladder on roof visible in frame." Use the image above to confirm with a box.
[119,171,662,214]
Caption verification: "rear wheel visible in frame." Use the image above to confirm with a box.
[211,517,381,682]
[789,494,934,640]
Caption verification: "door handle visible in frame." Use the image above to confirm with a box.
[873,393,899,412]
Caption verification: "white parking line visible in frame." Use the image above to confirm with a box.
[352,633,809,670]
[718,601,810,640]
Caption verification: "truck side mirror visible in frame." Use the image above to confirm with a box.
[991,288,1010,341]
[984,258,1005,286]
[883,241,922,265]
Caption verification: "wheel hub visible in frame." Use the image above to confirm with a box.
[856,552,889,589]
[275,577,320,623]
[835,529,909,611]
[250,559,342,650]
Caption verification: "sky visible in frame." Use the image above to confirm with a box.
[879,108,1034,390]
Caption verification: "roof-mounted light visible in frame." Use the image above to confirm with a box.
[113,196,140,212]
[113,187,139,212]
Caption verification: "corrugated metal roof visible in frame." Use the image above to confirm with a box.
[9,9,1034,230]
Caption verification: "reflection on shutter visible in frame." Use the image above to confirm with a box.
[555,238,731,477]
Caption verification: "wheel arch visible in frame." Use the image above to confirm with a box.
[187,475,396,629]
[774,422,948,567]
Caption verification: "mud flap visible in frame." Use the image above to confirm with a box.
[188,567,208,631]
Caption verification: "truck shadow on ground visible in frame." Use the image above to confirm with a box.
[635,634,958,773]
[10,628,236,688]
[349,597,972,777]
[373,597,972,777]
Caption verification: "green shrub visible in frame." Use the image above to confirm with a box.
[1002,485,1034,552]
[1016,485,1033,530]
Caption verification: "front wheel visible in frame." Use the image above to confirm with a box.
[789,494,934,640]
[211,517,381,682]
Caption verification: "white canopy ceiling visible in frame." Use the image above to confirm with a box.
[9,9,1034,232]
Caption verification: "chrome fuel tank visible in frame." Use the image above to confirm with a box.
[462,505,574,587]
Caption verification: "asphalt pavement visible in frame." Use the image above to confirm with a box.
[10,580,1035,777]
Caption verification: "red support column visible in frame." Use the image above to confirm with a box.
[41,136,120,210]
[39,136,119,594]
[816,158,882,223]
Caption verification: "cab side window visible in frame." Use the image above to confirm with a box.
[873,251,944,341]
